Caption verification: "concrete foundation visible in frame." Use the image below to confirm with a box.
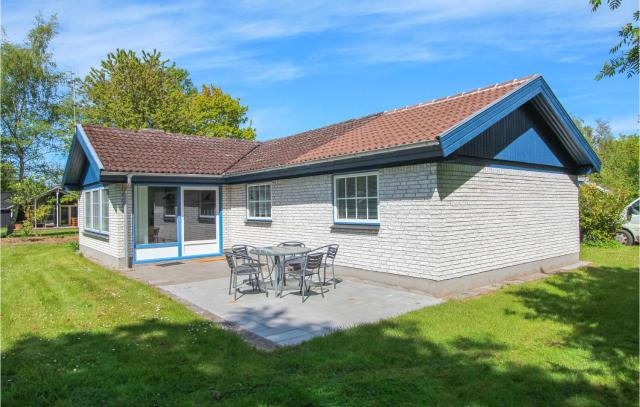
[336,252,580,296]
[80,244,127,270]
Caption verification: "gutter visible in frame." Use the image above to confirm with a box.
[123,174,133,270]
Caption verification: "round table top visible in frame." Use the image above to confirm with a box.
[250,246,311,256]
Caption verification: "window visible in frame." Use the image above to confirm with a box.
[334,172,378,223]
[247,183,271,220]
[83,187,109,234]
[199,191,215,218]
[101,189,109,232]
[163,191,176,218]
[134,186,178,244]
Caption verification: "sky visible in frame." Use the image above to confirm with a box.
[3,0,639,141]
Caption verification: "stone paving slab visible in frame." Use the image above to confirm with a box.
[160,277,443,346]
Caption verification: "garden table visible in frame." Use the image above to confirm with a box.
[250,246,311,297]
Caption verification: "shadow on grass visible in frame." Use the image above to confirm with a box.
[2,314,630,405]
[509,263,639,403]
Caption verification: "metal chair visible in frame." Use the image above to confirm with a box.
[313,244,339,288]
[224,251,268,300]
[231,244,272,290]
[286,252,325,302]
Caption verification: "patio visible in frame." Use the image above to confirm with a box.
[127,258,443,347]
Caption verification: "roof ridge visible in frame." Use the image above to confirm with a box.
[260,112,383,145]
[383,74,539,115]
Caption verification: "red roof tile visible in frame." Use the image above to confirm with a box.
[82,75,537,176]
[83,125,259,175]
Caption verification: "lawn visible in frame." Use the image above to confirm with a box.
[2,243,638,406]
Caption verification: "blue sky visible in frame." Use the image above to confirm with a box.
[3,0,639,141]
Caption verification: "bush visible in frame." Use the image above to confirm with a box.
[579,183,626,245]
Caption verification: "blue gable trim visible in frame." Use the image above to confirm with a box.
[456,104,574,169]
[62,125,105,189]
[438,76,600,172]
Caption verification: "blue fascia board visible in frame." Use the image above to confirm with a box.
[61,133,78,188]
[537,80,601,171]
[76,124,104,171]
[439,77,544,157]
[439,76,600,173]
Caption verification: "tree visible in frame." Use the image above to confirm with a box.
[591,134,639,201]
[573,116,595,146]
[1,162,18,191]
[81,50,256,140]
[592,118,614,148]
[590,0,639,79]
[1,14,72,182]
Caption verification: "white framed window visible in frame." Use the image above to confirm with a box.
[163,191,177,218]
[247,183,272,220]
[198,190,216,218]
[334,172,379,223]
[83,187,109,234]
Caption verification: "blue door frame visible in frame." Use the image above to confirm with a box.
[132,183,224,264]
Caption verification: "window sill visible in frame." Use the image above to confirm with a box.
[330,223,380,232]
[245,218,272,226]
[83,230,110,241]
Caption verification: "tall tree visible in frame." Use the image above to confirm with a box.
[1,14,72,182]
[590,0,639,79]
[81,49,256,140]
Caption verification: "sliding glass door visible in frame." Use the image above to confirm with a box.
[133,185,221,263]
[181,187,220,257]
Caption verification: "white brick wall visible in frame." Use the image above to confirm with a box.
[223,162,579,281]
[223,164,443,279]
[78,162,578,279]
[433,163,579,279]
[78,184,130,262]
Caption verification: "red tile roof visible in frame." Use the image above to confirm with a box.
[82,75,537,176]
[83,125,259,175]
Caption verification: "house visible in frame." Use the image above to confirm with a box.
[1,192,14,232]
[30,186,78,229]
[61,75,600,295]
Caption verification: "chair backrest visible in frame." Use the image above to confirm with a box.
[232,245,249,256]
[278,241,305,247]
[326,244,338,260]
[224,252,236,269]
[305,253,324,270]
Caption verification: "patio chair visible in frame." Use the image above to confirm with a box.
[286,252,325,302]
[313,244,339,288]
[224,251,269,300]
[278,241,305,270]
[231,245,272,292]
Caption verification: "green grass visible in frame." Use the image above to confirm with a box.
[2,243,638,406]
[1,227,78,239]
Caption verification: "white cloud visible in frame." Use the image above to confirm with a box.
[2,0,637,82]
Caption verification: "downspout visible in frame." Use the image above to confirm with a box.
[123,174,133,270]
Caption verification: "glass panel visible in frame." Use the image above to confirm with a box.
[199,191,215,217]
[346,177,356,198]
[346,199,356,218]
[134,186,178,244]
[367,175,377,197]
[184,189,216,242]
[248,186,257,201]
[101,189,109,233]
[368,198,378,219]
[337,199,346,219]
[259,185,266,200]
[356,198,367,219]
[92,190,100,230]
[60,206,70,226]
[265,202,272,218]
[336,178,346,199]
[248,202,256,218]
[265,185,271,202]
[84,192,91,229]
[356,176,367,197]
